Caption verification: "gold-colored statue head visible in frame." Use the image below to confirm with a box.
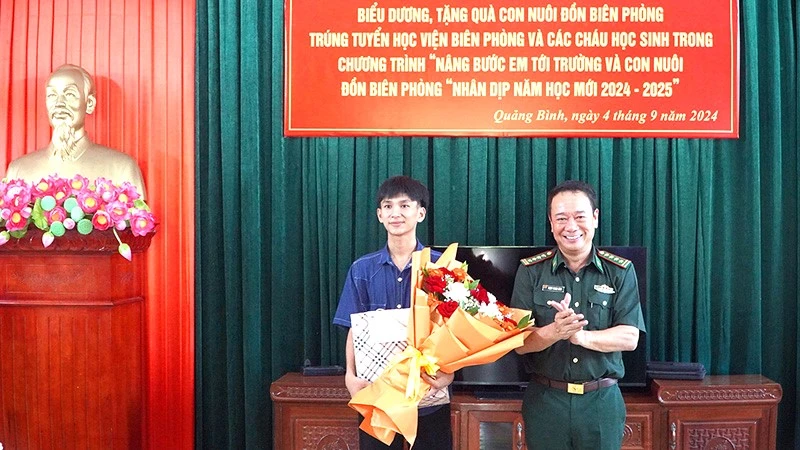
[46,64,96,129]
[45,65,97,162]
[3,64,147,198]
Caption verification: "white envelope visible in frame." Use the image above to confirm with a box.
[351,308,410,382]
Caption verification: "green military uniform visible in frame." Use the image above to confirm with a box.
[511,246,646,450]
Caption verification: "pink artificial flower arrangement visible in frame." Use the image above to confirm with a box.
[0,175,156,260]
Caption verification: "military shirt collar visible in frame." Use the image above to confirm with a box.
[551,246,605,274]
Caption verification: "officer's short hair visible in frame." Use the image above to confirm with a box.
[547,180,598,215]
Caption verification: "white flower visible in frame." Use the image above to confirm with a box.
[478,301,503,320]
[443,281,471,303]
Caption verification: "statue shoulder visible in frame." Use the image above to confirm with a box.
[9,148,50,165]
[84,144,144,176]
[88,144,136,161]
[85,144,147,199]
[5,148,51,179]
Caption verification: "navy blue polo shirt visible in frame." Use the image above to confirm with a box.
[333,242,441,328]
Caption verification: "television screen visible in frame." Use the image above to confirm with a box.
[431,246,648,393]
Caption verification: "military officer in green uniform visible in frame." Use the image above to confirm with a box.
[511,180,646,450]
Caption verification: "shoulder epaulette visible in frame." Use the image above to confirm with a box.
[521,250,556,266]
[598,250,631,269]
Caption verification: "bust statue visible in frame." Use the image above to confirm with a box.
[3,64,147,198]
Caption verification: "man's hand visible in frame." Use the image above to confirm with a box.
[548,293,640,352]
[568,329,588,346]
[344,371,370,397]
[421,369,454,390]
[547,293,588,341]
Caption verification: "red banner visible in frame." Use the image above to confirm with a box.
[285,0,738,137]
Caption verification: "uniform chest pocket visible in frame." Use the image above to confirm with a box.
[585,293,613,330]
[532,291,565,326]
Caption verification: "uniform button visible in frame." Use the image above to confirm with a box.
[602,301,607,306]
[575,277,580,282]
[397,304,403,308]
[572,358,579,363]
[397,277,403,282]
[574,302,580,307]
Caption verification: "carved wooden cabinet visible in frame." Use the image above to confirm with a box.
[270,374,360,450]
[452,390,659,450]
[270,373,782,450]
[652,376,782,450]
[620,392,661,450]
[452,394,526,450]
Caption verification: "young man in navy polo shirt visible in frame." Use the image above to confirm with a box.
[333,175,453,450]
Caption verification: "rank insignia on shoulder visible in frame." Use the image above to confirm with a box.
[598,250,631,269]
[521,250,555,266]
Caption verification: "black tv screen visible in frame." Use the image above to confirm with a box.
[431,246,648,392]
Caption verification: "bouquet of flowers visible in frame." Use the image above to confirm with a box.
[0,175,156,260]
[423,262,531,334]
[349,243,534,447]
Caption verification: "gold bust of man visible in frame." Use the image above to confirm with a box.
[4,64,147,198]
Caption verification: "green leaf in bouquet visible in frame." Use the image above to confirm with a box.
[31,199,49,230]
[465,279,479,290]
[516,313,532,329]
[9,230,27,239]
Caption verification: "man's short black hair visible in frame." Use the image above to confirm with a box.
[547,180,598,215]
[376,176,429,209]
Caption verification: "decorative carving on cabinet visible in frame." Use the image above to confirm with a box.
[271,385,351,401]
[660,387,780,403]
[704,438,735,450]
[687,427,750,450]
[624,422,644,446]
[302,426,358,450]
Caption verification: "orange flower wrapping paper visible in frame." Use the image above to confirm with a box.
[349,243,534,447]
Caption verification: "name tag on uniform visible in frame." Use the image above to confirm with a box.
[541,284,565,293]
[594,284,616,294]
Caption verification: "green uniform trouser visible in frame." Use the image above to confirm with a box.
[522,381,626,450]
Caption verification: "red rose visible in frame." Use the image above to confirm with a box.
[437,300,459,318]
[471,284,490,304]
[503,316,518,327]
[500,316,518,331]
[423,274,447,294]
